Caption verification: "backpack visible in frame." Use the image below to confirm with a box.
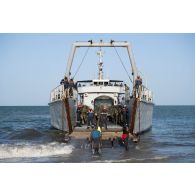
[91,130,101,139]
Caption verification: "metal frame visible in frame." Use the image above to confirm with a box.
[64,40,138,85]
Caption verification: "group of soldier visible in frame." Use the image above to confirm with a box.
[76,104,129,130]
[60,77,77,97]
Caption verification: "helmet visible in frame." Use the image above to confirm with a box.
[97,126,101,132]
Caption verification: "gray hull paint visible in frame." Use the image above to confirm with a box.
[49,99,76,131]
[49,99,153,133]
[128,99,154,134]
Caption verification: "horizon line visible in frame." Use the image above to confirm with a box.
[0,104,195,106]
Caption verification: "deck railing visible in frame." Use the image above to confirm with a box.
[136,85,153,103]
[50,85,77,102]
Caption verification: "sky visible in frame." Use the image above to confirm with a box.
[0,33,195,106]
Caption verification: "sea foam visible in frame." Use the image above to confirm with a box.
[0,142,74,159]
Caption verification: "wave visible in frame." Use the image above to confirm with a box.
[0,142,74,159]
[93,156,169,163]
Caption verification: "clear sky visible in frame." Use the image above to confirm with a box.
[0,33,195,106]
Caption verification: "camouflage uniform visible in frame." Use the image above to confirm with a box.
[76,107,82,127]
[87,109,94,128]
[100,109,108,130]
[122,107,128,126]
[80,105,89,125]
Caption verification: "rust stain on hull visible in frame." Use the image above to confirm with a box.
[63,96,73,134]
[129,97,138,134]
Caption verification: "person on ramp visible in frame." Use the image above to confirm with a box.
[87,108,94,128]
[100,107,108,130]
[90,125,102,155]
[119,125,129,151]
[76,105,82,127]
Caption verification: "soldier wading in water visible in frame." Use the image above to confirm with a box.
[90,125,102,155]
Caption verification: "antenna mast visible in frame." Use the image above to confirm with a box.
[97,48,104,80]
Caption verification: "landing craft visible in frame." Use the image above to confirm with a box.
[49,40,154,142]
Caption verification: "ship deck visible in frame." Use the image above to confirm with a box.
[70,124,123,140]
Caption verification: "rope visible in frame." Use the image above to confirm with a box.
[73,47,90,79]
[113,46,133,83]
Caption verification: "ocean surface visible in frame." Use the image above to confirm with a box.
[0,106,195,163]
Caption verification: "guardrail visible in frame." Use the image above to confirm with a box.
[50,85,77,102]
[137,85,153,102]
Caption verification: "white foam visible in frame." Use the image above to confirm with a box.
[0,142,74,159]
[94,156,169,163]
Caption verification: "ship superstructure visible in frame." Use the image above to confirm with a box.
[49,40,153,135]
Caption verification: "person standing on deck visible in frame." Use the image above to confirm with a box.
[122,105,129,127]
[113,106,118,125]
[60,79,64,85]
[135,75,142,97]
[69,78,75,97]
[118,106,123,125]
[63,77,69,97]
[76,105,82,127]
[64,77,69,89]
[81,105,88,125]
[87,108,94,128]
[94,112,99,126]
[100,108,108,130]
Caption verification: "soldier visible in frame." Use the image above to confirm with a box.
[135,75,142,97]
[76,105,82,127]
[90,125,102,155]
[120,125,129,151]
[60,79,64,85]
[64,77,69,90]
[94,112,99,126]
[69,78,75,97]
[108,106,114,123]
[117,106,123,125]
[87,108,94,128]
[80,105,88,125]
[122,105,128,126]
[100,108,108,130]
[113,106,118,125]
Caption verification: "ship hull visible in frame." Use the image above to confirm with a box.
[49,99,76,131]
[49,99,153,133]
[128,99,154,134]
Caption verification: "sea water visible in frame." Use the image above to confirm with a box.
[0,106,195,163]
